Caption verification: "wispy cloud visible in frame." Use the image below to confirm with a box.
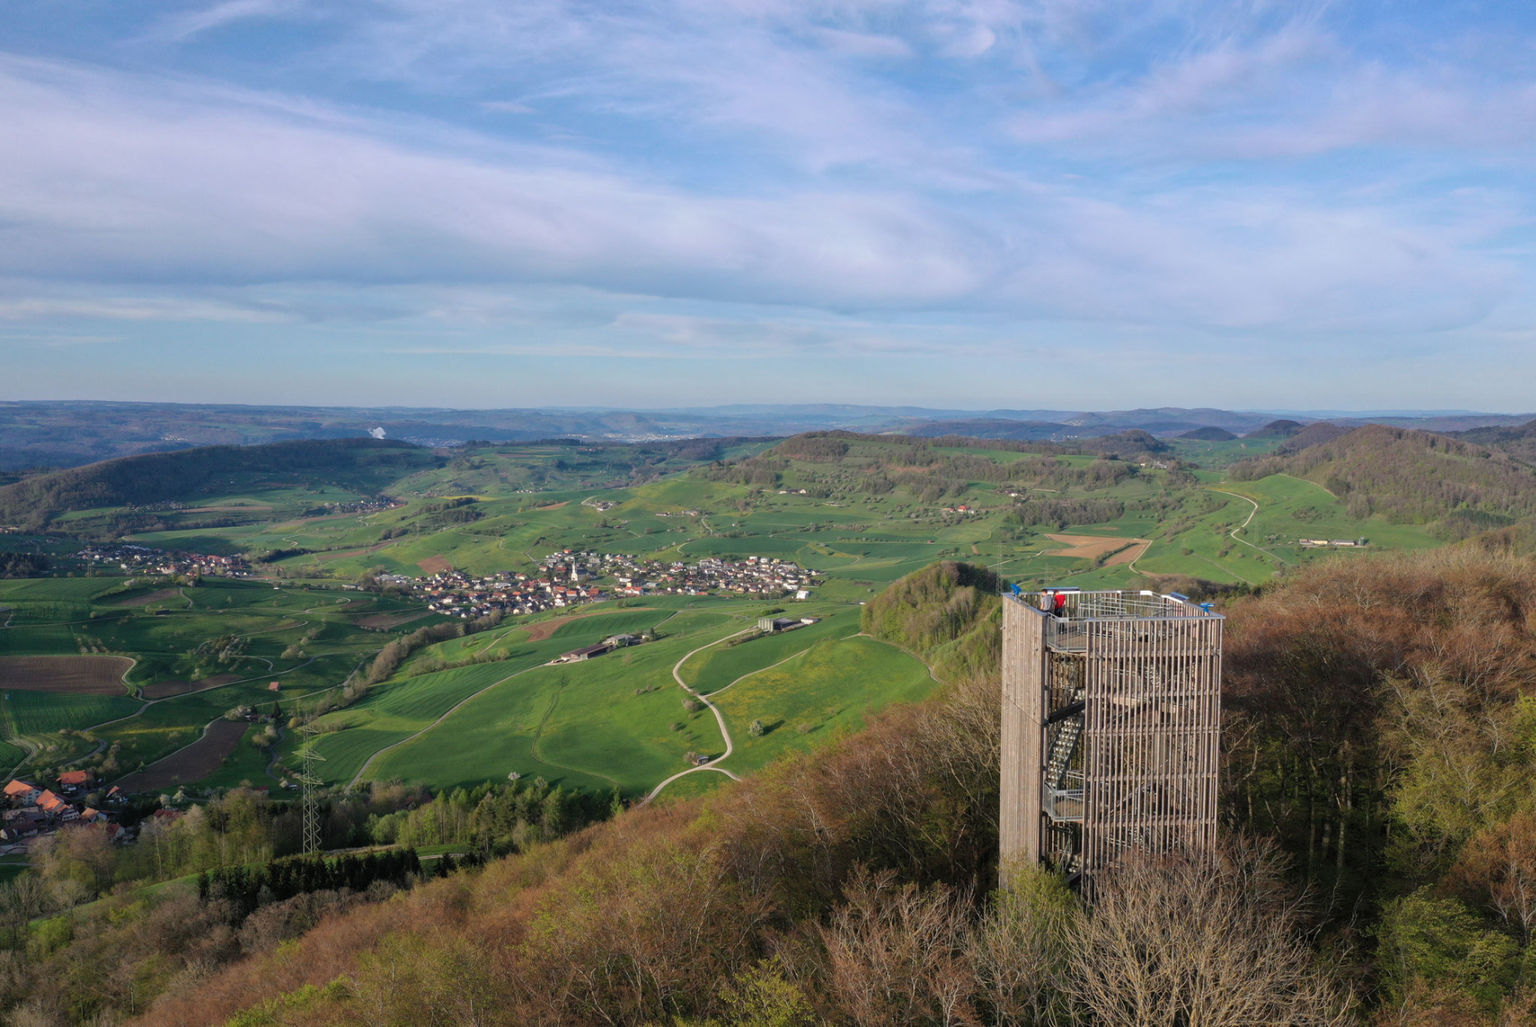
[1,0,1535,407]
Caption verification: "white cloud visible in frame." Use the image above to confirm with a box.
[0,51,1518,341]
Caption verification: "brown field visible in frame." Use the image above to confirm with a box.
[521,607,654,642]
[1044,534,1150,562]
[112,720,249,793]
[416,555,453,574]
[1105,540,1152,566]
[0,656,133,694]
[355,610,434,631]
[110,588,181,608]
[318,541,396,562]
[141,674,240,700]
[534,501,569,510]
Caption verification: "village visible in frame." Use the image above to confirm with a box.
[76,542,252,579]
[408,551,819,620]
[0,771,138,856]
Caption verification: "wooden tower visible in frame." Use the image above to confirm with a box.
[1001,588,1222,880]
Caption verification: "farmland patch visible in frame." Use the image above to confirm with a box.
[0,655,134,694]
[1043,534,1149,562]
[109,588,182,608]
[141,674,241,700]
[355,610,434,631]
[416,555,453,575]
[112,719,248,793]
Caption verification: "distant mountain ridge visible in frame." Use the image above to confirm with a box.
[0,400,1529,470]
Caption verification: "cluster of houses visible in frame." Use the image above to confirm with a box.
[0,771,127,854]
[1297,538,1370,548]
[78,543,251,578]
[416,568,604,620]
[411,551,819,620]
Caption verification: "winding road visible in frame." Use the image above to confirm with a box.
[640,630,752,805]
[1205,487,1289,566]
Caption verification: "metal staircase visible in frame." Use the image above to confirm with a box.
[1043,690,1085,822]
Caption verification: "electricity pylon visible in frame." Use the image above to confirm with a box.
[295,705,326,858]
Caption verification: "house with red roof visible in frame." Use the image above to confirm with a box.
[3,780,38,803]
[58,770,92,790]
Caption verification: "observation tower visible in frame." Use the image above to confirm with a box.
[1000,587,1222,881]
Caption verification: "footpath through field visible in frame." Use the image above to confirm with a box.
[641,631,753,805]
[1205,486,1290,568]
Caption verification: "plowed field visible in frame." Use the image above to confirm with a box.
[112,719,249,792]
[0,656,133,694]
[141,674,240,699]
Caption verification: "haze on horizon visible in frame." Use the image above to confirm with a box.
[3,1,1535,412]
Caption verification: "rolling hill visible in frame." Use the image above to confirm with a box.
[1453,417,1536,464]
[1231,424,1536,535]
[0,438,443,531]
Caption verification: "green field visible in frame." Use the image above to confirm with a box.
[0,430,1471,796]
[678,608,862,694]
[0,692,138,737]
[710,636,934,776]
[360,610,748,794]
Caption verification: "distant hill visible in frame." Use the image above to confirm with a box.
[1451,418,1536,464]
[902,418,1070,441]
[1075,429,1172,456]
[1276,421,1352,454]
[1230,424,1536,536]
[1243,419,1303,439]
[1178,426,1238,441]
[0,438,442,530]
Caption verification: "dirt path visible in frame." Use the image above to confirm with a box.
[641,631,751,805]
[1206,488,1289,566]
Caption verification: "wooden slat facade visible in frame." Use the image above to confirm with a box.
[1000,596,1046,864]
[1001,590,1222,880]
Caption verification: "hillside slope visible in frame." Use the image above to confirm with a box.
[0,438,441,529]
[1230,424,1536,534]
[1454,417,1536,464]
[14,554,1536,1025]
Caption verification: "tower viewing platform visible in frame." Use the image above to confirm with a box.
[1000,587,1223,881]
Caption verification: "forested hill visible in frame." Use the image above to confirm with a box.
[1229,424,1536,536]
[1453,417,1536,464]
[0,438,441,529]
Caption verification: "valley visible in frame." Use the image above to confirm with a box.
[0,421,1529,808]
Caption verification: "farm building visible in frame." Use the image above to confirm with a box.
[1001,588,1222,884]
[557,642,614,663]
[757,617,820,634]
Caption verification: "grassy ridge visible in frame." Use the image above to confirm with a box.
[712,635,934,775]
[678,608,862,694]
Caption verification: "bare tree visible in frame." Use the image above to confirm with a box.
[1068,838,1353,1027]
[820,865,976,1027]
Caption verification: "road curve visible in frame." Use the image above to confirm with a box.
[640,629,752,805]
[1206,487,1289,566]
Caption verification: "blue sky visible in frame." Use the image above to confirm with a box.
[3,0,1535,411]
